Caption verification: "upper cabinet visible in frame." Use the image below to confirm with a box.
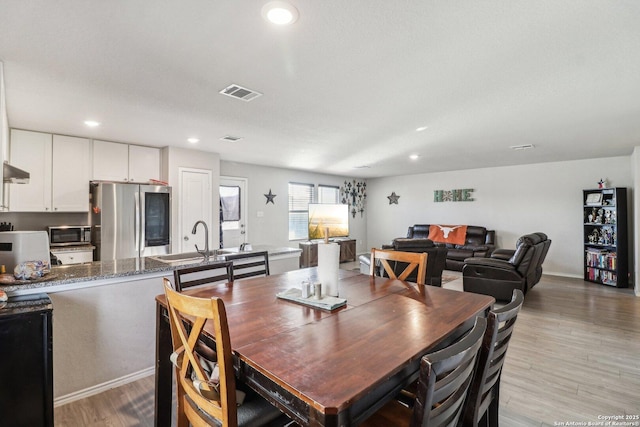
[128,144,160,183]
[52,135,91,211]
[93,140,128,182]
[10,130,90,212]
[93,140,160,183]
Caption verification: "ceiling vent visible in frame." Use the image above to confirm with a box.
[510,144,535,151]
[220,135,243,142]
[219,84,262,102]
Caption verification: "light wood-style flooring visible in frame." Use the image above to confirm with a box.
[53,272,640,426]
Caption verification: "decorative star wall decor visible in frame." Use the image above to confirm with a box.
[387,192,400,205]
[264,189,276,204]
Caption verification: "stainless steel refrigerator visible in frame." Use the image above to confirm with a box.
[90,181,171,261]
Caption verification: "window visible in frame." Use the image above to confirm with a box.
[289,182,314,240]
[318,185,340,204]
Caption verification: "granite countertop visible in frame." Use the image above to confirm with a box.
[1,245,302,295]
[0,293,52,316]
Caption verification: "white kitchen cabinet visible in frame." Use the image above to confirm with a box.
[51,248,93,265]
[128,144,160,182]
[52,135,91,211]
[92,140,129,182]
[9,130,52,211]
[92,140,160,183]
[10,130,90,212]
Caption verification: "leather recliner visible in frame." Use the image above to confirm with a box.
[407,224,496,271]
[359,238,448,286]
[462,232,551,301]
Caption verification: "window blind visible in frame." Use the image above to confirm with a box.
[289,182,314,240]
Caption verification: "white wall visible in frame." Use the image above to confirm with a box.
[366,157,633,278]
[220,161,368,254]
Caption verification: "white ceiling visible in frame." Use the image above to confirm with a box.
[1,1,640,178]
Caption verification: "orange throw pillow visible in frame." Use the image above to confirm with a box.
[428,225,468,245]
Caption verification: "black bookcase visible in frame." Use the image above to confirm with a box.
[583,187,628,287]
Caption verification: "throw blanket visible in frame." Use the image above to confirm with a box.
[428,225,468,245]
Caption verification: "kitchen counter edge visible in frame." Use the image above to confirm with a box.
[1,246,302,296]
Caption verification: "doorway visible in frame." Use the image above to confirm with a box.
[220,176,247,249]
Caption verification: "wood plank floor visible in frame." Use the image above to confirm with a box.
[53,273,640,426]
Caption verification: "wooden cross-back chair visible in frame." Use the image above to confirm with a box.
[162,278,284,427]
[370,248,428,285]
[360,317,487,427]
[461,289,525,427]
[173,261,234,291]
[224,251,270,281]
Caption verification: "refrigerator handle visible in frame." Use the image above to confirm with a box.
[135,189,142,255]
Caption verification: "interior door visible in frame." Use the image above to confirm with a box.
[179,168,212,254]
[220,177,247,249]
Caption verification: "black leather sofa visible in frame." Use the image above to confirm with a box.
[462,232,551,301]
[359,238,448,286]
[406,224,496,271]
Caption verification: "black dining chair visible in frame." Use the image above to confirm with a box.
[173,261,234,291]
[460,289,525,427]
[224,251,270,280]
[360,317,487,427]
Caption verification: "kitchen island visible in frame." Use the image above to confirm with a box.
[0,245,301,406]
[2,245,302,296]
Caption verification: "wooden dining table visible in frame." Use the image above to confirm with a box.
[154,268,494,427]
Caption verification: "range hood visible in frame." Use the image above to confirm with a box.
[3,161,30,184]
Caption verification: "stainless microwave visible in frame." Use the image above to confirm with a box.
[48,226,92,247]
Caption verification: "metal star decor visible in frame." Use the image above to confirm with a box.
[387,192,400,205]
[264,189,276,204]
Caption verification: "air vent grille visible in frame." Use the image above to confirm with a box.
[510,144,535,150]
[220,135,243,142]
[219,84,262,102]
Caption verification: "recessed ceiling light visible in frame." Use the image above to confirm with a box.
[84,120,100,127]
[262,1,299,25]
[187,138,199,144]
[415,126,428,132]
[409,154,420,160]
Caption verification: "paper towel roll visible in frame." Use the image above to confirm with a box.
[318,242,340,297]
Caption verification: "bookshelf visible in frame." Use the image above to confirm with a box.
[583,187,628,287]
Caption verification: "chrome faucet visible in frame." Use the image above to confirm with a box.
[192,220,209,262]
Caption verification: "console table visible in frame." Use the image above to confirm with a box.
[299,239,356,267]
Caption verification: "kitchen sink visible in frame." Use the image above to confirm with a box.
[149,250,237,265]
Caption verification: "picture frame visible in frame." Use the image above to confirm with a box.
[586,193,602,205]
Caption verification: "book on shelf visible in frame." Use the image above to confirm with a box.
[585,249,617,270]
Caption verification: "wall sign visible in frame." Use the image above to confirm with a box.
[434,189,474,202]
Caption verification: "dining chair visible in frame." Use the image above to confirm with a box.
[460,289,524,427]
[370,248,428,285]
[173,260,234,291]
[162,278,285,427]
[360,316,487,427]
[224,251,270,281]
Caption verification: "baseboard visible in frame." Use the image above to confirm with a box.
[54,366,155,407]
